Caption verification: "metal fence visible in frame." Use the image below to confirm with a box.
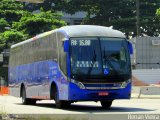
[130,37,160,69]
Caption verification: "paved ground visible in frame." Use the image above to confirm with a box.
[0,95,160,114]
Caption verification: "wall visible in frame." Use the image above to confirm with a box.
[130,37,160,69]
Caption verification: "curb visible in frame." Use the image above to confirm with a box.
[132,86,160,98]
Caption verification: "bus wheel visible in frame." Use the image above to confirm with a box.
[55,90,71,108]
[22,86,30,105]
[100,100,113,109]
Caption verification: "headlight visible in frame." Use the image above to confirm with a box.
[121,81,127,87]
[121,79,131,88]
[71,79,85,89]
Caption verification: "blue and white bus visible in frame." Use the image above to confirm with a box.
[9,25,133,109]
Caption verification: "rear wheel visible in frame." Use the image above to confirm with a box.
[100,100,113,109]
[54,89,71,108]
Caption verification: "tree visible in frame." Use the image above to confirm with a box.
[0,30,28,51]
[27,0,137,37]
[156,8,160,32]
[139,0,160,36]
[0,0,66,49]
[12,10,66,37]
[0,18,9,32]
[53,0,160,37]
[53,0,137,38]
[0,0,67,80]
[0,0,24,24]
[0,0,26,51]
[24,0,54,12]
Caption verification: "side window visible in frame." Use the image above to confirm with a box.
[59,40,67,75]
[51,33,58,60]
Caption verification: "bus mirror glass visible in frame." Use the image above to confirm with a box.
[127,41,133,55]
[63,40,69,52]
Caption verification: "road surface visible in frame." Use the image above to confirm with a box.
[0,96,159,114]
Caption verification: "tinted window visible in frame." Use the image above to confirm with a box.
[70,37,130,79]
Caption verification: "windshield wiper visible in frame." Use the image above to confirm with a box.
[87,47,97,77]
[103,47,120,76]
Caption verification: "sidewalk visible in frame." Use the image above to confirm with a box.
[131,86,160,98]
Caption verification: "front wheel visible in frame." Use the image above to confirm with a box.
[55,89,71,108]
[100,100,113,109]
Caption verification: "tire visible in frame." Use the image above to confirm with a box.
[100,100,113,109]
[22,87,36,105]
[54,89,71,108]
[22,86,30,105]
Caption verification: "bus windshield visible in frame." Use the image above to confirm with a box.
[70,37,130,79]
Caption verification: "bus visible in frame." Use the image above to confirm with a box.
[9,25,133,109]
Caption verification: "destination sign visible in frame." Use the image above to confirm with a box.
[71,40,91,46]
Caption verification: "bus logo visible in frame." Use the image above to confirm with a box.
[104,68,109,75]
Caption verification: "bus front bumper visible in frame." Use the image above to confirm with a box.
[68,82,132,101]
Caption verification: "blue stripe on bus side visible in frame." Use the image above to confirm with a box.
[9,60,69,100]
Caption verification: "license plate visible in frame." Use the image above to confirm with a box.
[98,92,109,96]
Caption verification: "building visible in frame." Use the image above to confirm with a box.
[62,12,86,25]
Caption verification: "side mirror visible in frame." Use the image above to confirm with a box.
[63,40,69,52]
[127,41,133,55]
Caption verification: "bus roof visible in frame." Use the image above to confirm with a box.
[11,30,55,48]
[11,25,125,48]
[58,25,125,38]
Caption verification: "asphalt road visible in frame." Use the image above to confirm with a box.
[0,96,160,115]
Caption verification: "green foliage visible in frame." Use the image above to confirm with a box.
[0,30,28,50]
[0,18,9,32]
[0,33,6,51]
[53,0,160,37]
[0,0,24,24]
[24,0,54,12]
[29,0,137,37]
[0,0,67,79]
[0,0,27,51]
[1,30,28,43]
[0,9,25,23]
[138,0,160,36]
[52,0,137,37]
[0,0,23,10]
[19,0,160,37]
[0,0,66,50]
[156,8,160,17]
[13,10,66,37]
